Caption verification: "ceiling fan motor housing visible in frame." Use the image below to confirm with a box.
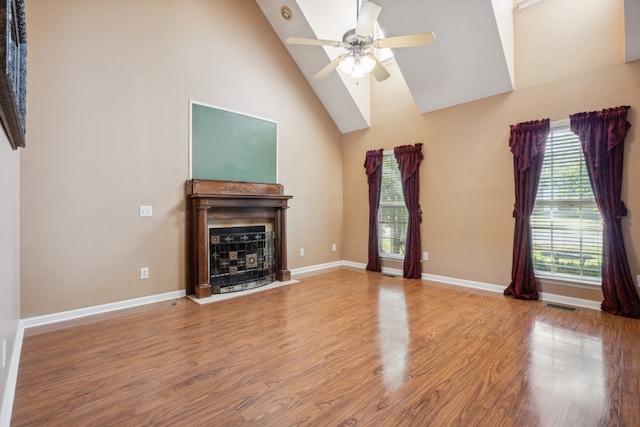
[342,29,373,46]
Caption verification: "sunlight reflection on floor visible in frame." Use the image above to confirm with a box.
[529,320,606,424]
[377,286,410,392]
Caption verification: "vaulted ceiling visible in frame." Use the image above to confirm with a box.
[256,0,640,134]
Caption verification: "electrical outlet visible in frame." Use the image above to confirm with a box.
[332,243,337,252]
[2,339,6,369]
[423,252,429,261]
[299,248,305,256]
[140,267,149,279]
[139,205,153,217]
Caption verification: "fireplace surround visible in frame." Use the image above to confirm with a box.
[185,179,292,298]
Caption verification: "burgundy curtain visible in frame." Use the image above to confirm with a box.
[570,106,640,318]
[364,149,384,272]
[394,144,424,279]
[504,119,550,300]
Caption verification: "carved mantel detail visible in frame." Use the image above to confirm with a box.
[220,183,258,193]
[185,179,293,298]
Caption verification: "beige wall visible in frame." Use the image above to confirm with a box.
[342,0,639,302]
[21,0,343,317]
[0,132,21,413]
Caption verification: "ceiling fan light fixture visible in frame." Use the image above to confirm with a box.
[339,52,376,78]
[359,54,376,73]
[350,65,366,79]
[338,55,356,74]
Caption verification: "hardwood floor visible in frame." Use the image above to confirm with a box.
[12,268,640,426]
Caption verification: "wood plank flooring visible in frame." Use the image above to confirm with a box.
[12,268,640,426]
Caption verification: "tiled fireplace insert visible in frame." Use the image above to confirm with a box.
[208,225,275,293]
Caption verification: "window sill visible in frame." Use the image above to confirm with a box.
[535,273,601,290]
[380,254,404,261]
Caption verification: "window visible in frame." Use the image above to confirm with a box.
[531,121,602,281]
[378,153,408,257]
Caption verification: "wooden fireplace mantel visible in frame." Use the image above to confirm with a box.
[185,179,293,298]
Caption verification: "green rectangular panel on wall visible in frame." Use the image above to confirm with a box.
[191,102,277,183]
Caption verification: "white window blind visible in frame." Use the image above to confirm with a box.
[378,153,408,257]
[531,124,602,280]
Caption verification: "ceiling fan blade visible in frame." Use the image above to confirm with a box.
[313,55,346,80]
[286,37,344,47]
[375,32,436,49]
[355,1,382,38]
[370,57,390,82]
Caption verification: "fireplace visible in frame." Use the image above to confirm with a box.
[185,179,292,298]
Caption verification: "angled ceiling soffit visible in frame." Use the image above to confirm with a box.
[625,0,640,62]
[375,0,514,113]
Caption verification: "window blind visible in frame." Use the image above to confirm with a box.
[378,154,408,257]
[531,125,602,279]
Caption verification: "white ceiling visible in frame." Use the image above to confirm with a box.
[256,0,640,134]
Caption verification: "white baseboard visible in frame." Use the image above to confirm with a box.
[538,291,601,310]
[339,262,601,311]
[20,290,186,330]
[16,263,599,330]
[382,266,403,276]
[291,261,344,276]
[422,272,601,310]
[13,264,604,330]
[341,260,366,269]
[1,327,23,427]
[333,261,406,279]
[422,273,506,294]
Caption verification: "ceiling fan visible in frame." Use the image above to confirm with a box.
[285,1,435,82]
